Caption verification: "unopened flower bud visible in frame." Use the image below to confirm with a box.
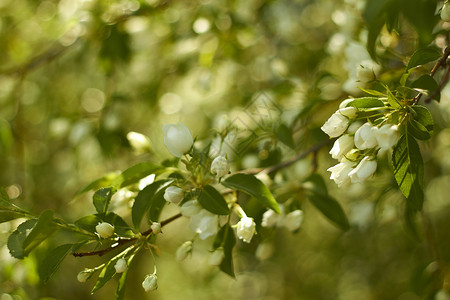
[77,270,90,283]
[282,210,304,232]
[151,222,162,234]
[210,156,230,177]
[163,186,184,204]
[126,131,151,154]
[236,216,256,243]
[354,123,377,150]
[356,60,380,83]
[339,98,354,109]
[162,122,193,157]
[115,258,127,273]
[256,242,274,261]
[208,248,225,266]
[442,2,450,22]
[142,274,158,292]
[338,107,358,119]
[329,134,354,161]
[321,113,350,138]
[261,209,279,228]
[176,241,193,261]
[96,222,114,238]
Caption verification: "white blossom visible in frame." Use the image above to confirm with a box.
[189,209,218,240]
[176,241,193,261]
[261,209,280,228]
[114,258,127,273]
[180,200,202,217]
[236,216,256,243]
[321,113,350,138]
[162,122,193,157]
[282,210,304,232]
[208,248,225,266]
[354,123,377,150]
[347,121,363,134]
[329,134,354,161]
[348,156,377,183]
[163,186,184,204]
[96,222,114,238]
[373,124,399,151]
[356,60,380,82]
[142,274,158,292]
[210,155,230,177]
[327,161,354,187]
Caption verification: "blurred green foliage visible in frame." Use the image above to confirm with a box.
[1,0,450,299]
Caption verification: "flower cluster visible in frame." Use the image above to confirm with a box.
[180,200,219,240]
[322,99,400,187]
[261,208,304,232]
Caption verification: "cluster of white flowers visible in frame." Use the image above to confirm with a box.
[322,99,400,187]
[261,208,304,232]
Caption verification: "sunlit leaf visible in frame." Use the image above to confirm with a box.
[393,134,424,210]
[22,210,59,257]
[222,174,280,214]
[7,219,37,259]
[407,105,434,140]
[406,47,441,71]
[93,187,116,214]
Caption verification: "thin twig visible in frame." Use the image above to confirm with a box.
[72,213,183,257]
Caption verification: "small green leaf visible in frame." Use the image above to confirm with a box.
[213,224,236,277]
[0,210,26,224]
[92,257,120,294]
[386,86,403,109]
[132,180,172,229]
[113,162,163,188]
[393,134,424,210]
[304,174,350,231]
[39,244,74,283]
[408,105,434,140]
[0,187,11,207]
[222,174,280,214]
[147,189,168,223]
[358,88,386,97]
[349,97,385,109]
[406,47,441,71]
[7,219,37,259]
[22,210,59,257]
[93,187,116,214]
[198,185,230,215]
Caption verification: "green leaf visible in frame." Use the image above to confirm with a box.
[22,210,59,257]
[93,187,116,214]
[0,187,11,207]
[222,174,280,214]
[349,97,385,109]
[132,179,172,229]
[75,212,134,238]
[386,86,403,109]
[393,134,424,210]
[198,185,230,215]
[304,174,350,231]
[358,88,386,97]
[92,256,120,294]
[411,75,440,102]
[213,224,236,277]
[407,105,434,141]
[147,188,168,223]
[39,244,74,283]
[113,162,163,188]
[7,219,37,259]
[406,47,441,71]
[0,210,26,224]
